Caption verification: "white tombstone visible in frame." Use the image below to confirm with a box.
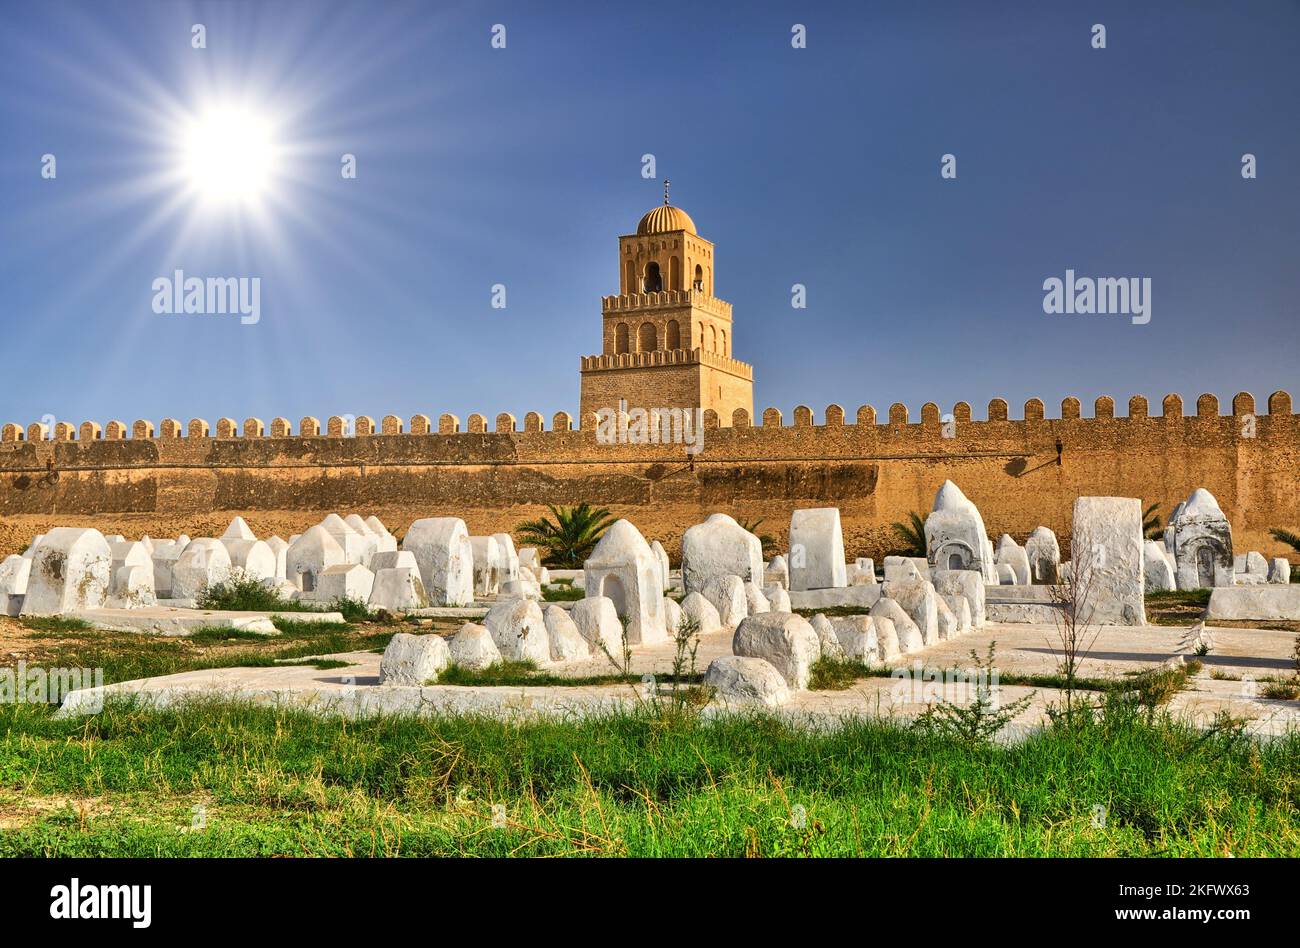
[788,507,848,591]
[170,539,233,602]
[371,549,418,572]
[871,596,923,653]
[1072,496,1146,626]
[582,519,667,645]
[368,567,428,611]
[469,536,504,596]
[1170,488,1233,590]
[285,525,345,595]
[309,563,375,603]
[650,540,671,592]
[765,584,792,612]
[108,564,156,609]
[932,569,986,628]
[570,596,625,656]
[221,516,257,541]
[809,613,843,659]
[703,574,748,627]
[0,554,32,616]
[703,656,791,708]
[403,518,474,607]
[149,540,184,598]
[883,556,926,581]
[1024,527,1061,584]
[518,546,540,573]
[380,633,450,686]
[264,535,289,581]
[1269,558,1291,584]
[1243,551,1269,582]
[995,535,1031,586]
[320,513,371,566]
[483,597,549,663]
[662,595,684,635]
[543,605,590,661]
[763,554,790,589]
[491,533,520,584]
[743,581,771,615]
[882,575,940,646]
[1143,540,1176,593]
[924,480,996,582]
[108,541,153,597]
[680,513,764,594]
[831,616,879,664]
[679,590,722,635]
[222,539,278,582]
[344,514,384,564]
[732,612,820,690]
[448,622,501,670]
[847,557,877,586]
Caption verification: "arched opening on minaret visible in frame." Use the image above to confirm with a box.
[615,323,629,354]
[643,262,662,293]
[720,329,727,356]
[666,319,680,350]
[638,322,657,352]
[670,256,681,290]
[693,264,704,291]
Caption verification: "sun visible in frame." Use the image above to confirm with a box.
[181,106,276,205]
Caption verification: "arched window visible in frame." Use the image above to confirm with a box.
[720,329,727,356]
[665,319,681,349]
[624,261,635,294]
[638,322,657,352]
[615,323,629,354]
[643,262,662,293]
[670,256,681,291]
[710,325,717,352]
[693,264,704,291]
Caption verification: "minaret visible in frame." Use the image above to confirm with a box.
[578,184,754,427]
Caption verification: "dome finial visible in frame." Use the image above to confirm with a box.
[663,178,670,206]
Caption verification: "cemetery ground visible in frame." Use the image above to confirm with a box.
[0,591,1297,857]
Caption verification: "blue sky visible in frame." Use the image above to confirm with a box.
[1,0,1296,429]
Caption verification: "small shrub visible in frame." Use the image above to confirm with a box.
[912,644,1033,746]
[197,572,290,612]
[807,656,868,690]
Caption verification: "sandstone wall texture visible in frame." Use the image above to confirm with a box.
[1,392,1295,562]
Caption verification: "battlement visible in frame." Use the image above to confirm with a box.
[1,390,1290,445]
[579,346,754,379]
[601,289,732,320]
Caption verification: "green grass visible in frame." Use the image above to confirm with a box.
[18,616,93,634]
[8,623,394,686]
[0,699,1295,856]
[436,660,700,688]
[1145,589,1212,626]
[793,606,872,619]
[805,658,1137,696]
[541,584,585,602]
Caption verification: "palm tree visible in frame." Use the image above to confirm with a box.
[514,503,616,568]
[1271,528,1300,555]
[1143,502,1163,540]
[889,511,928,558]
[738,517,777,556]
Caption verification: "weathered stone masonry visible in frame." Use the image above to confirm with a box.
[1,391,1294,558]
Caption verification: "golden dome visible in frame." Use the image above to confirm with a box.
[637,204,696,235]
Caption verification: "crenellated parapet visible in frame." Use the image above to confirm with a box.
[0,391,1292,445]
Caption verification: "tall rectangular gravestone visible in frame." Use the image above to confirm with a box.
[1071,497,1146,626]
